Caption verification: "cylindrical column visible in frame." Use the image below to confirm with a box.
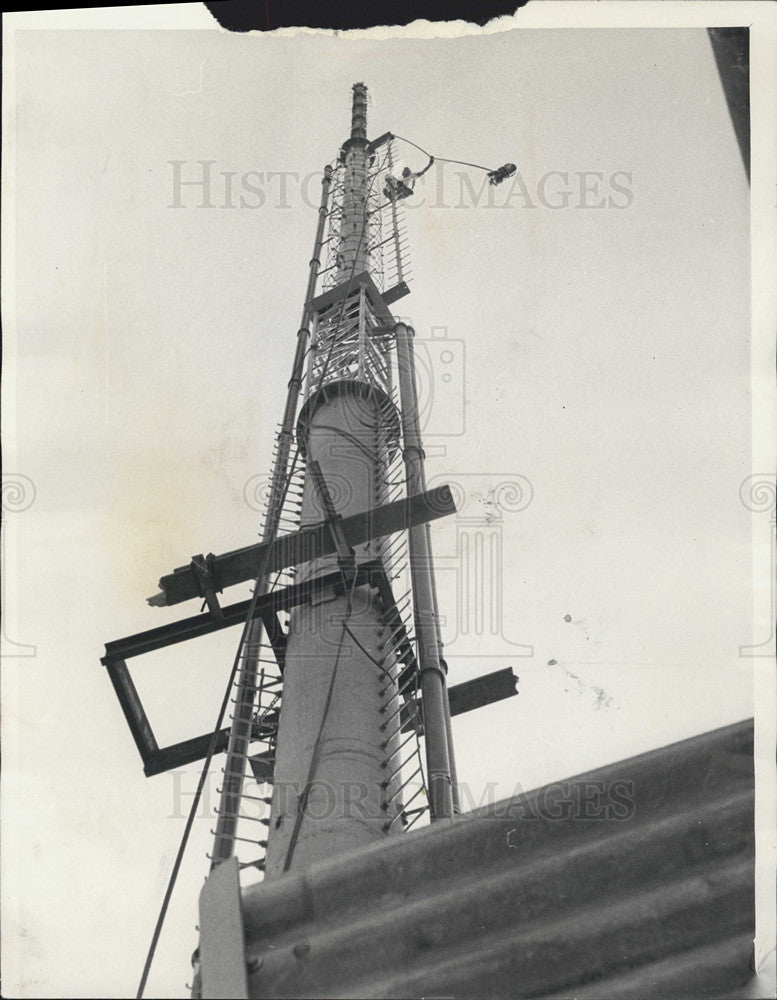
[338,145,370,278]
[350,81,367,140]
[395,321,454,821]
[263,384,404,876]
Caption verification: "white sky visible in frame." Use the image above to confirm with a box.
[2,6,775,999]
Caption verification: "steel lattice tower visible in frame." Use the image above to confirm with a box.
[212,82,456,880]
[103,83,518,998]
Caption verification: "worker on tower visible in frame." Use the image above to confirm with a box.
[384,156,434,202]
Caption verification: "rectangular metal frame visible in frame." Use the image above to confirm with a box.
[103,563,382,777]
[102,554,518,777]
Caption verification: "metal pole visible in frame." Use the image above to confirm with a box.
[210,165,333,867]
[397,326,459,811]
[337,83,371,279]
[395,321,454,821]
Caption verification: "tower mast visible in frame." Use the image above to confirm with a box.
[259,82,454,875]
[104,82,522,997]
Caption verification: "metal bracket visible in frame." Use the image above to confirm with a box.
[104,562,402,777]
[366,131,393,155]
[401,667,519,735]
[306,269,394,327]
[104,484,467,779]
[307,458,357,588]
[191,553,225,621]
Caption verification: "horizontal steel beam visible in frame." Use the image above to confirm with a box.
[306,268,395,326]
[141,670,517,777]
[135,671,514,778]
[102,572,515,777]
[449,667,518,717]
[150,485,455,607]
[103,548,515,781]
[381,280,410,305]
[402,667,518,733]
[104,597,257,663]
[104,562,388,664]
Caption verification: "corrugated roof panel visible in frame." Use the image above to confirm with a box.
[239,719,754,999]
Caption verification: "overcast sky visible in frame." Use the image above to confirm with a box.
[2,7,769,998]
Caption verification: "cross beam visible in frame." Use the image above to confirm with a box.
[105,563,398,664]
[148,485,456,608]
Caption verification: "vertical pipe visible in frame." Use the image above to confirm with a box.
[303,313,318,399]
[395,321,454,821]
[402,336,459,811]
[427,528,460,814]
[358,285,367,380]
[210,165,333,868]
